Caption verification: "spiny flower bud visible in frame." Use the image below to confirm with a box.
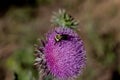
[51,9,78,29]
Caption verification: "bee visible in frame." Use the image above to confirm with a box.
[54,33,69,45]
[55,34,63,42]
[54,30,75,45]
[55,33,68,41]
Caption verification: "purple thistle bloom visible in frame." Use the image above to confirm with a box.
[34,27,86,80]
[34,10,86,80]
[45,27,86,79]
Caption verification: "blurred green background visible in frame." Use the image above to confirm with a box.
[0,0,120,80]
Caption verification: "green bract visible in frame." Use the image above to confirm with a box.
[51,9,78,29]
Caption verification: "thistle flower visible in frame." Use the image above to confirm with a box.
[34,10,86,80]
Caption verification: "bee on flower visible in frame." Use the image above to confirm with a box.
[34,9,86,80]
